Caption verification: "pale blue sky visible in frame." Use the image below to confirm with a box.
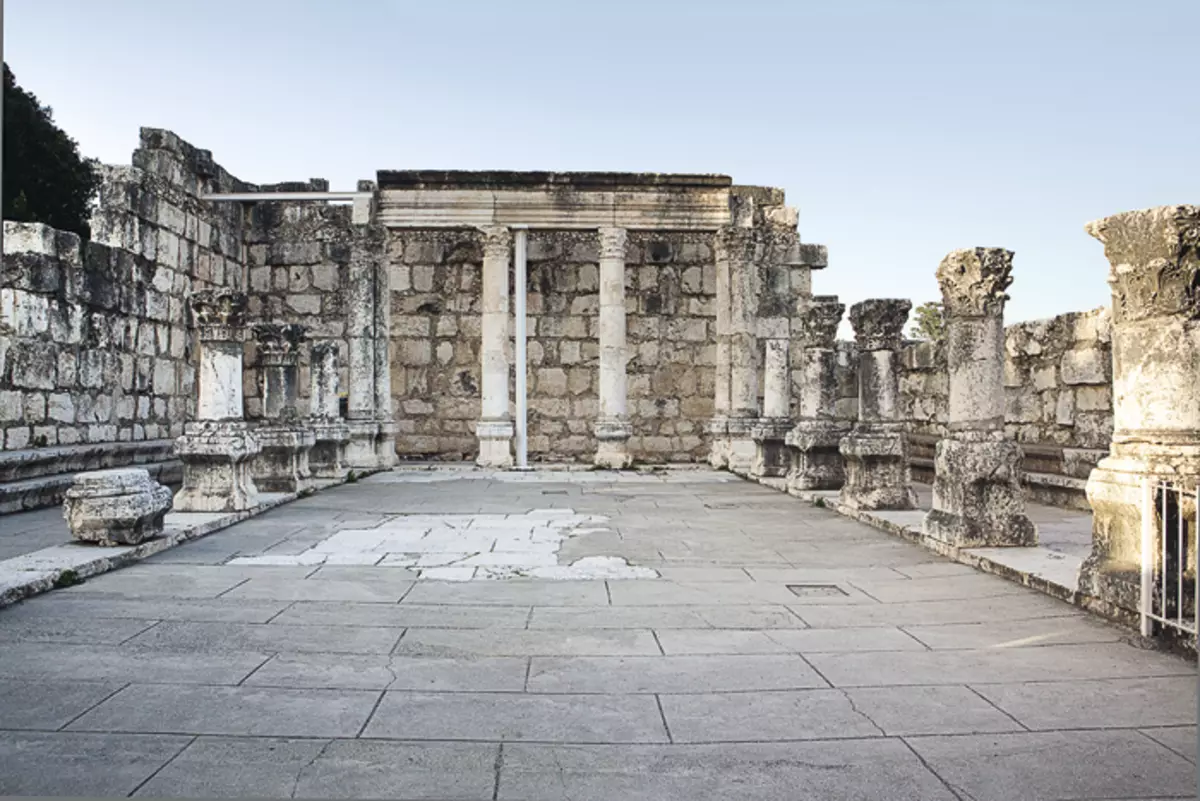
[7,0,1197,326]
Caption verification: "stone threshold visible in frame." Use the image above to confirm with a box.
[0,476,359,610]
[749,475,1085,606]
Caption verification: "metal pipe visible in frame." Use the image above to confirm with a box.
[513,227,529,469]
[1141,478,1154,638]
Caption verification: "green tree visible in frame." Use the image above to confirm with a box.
[3,63,99,240]
[909,300,945,341]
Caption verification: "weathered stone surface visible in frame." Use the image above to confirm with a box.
[63,468,171,546]
[786,297,849,492]
[173,421,261,512]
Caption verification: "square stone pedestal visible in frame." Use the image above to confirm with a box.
[253,425,316,494]
[310,419,350,480]
[924,436,1037,548]
[594,418,633,469]
[839,427,917,511]
[750,419,792,479]
[174,421,261,513]
[375,420,399,469]
[707,417,731,469]
[476,420,515,468]
[345,419,380,471]
[726,418,758,476]
[64,468,172,546]
[785,422,850,492]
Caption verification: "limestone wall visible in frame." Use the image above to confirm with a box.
[0,129,249,452]
[388,229,719,463]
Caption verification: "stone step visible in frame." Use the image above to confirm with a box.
[0,440,177,484]
[0,458,182,515]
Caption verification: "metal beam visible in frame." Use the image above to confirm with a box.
[201,191,371,203]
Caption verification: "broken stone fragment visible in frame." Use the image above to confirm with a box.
[63,468,172,546]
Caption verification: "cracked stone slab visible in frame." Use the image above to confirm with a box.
[0,731,192,797]
[243,652,529,692]
[658,689,884,742]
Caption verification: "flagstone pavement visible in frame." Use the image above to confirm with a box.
[0,468,1194,799]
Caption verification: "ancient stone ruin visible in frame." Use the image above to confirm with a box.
[0,127,1194,639]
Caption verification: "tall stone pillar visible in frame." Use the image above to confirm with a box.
[924,249,1036,547]
[719,226,761,473]
[476,225,514,467]
[309,341,350,479]
[251,323,315,494]
[173,290,261,512]
[373,242,399,468]
[1080,205,1200,614]
[595,226,632,468]
[786,297,850,492]
[345,226,382,469]
[839,299,917,510]
[750,338,792,477]
[707,229,733,468]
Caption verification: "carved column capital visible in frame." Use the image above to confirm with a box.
[188,289,249,342]
[936,247,1014,318]
[480,225,512,261]
[1086,204,1200,324]
[253,323,308,366]
[311,341,339,361]
[597,227,627,260]
[848,298,911,351]
[795,296,844,349]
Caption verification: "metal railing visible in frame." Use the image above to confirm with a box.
[1140,479,1199,638]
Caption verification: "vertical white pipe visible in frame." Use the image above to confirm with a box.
[1141,477,1154,637]
[514,228,529,469]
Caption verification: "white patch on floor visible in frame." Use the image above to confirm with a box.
[227,509,659,581]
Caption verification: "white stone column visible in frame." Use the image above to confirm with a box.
[345,227,380,469]
[785,297,850,492]
[595,226,632,468]
[838,299,917,511]
[714,226,760,472]
[1081,205,1200,616]
[372,239,398,468]
[309,341,349,480]
[476,225,514,467]
[173,290,261,512]
[750,338,792,478]
[925,248,1036,548]
[251,323,314,494]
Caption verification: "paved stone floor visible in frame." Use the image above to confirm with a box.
[0,468,1195,799]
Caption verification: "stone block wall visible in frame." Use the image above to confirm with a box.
[388,229,718,463]
[0,129,248,452]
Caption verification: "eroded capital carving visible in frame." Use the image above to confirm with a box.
[848,298,911,351]
[480,225,512,261]
[311,341,339,362]
[597,227,627,261]
[795,296,844,349]
[1086,204,1200,324]
[188,289,249,342]
[253,322,308,366]
[936,247,1014,318]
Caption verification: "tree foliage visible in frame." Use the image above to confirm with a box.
[909,301,945,341]
[3,63,99,240]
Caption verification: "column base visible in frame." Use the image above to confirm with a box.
[476,419,514,468]
[253,424,317,495]
[310,419,350,480]
[706,417,730,469]
[838,425,917,511]
[173,421,261,513]
[726,417,758,476]
[785,421,850,492]
[375,420,399,469]
[345,419,380,471]
[750,418,792,479]
[924,435,1037,548]
[594,418,633,469]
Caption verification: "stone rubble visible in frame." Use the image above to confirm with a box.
[63,468,171,546]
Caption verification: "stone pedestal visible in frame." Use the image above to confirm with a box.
[345,420,381,470]
[706,418,731,469]
[595,227,632,468]
[726,418,758,475]
[924,248,1036,547]
[64,468,172,546]
[251,323,313,495]
[1079,205,1200,614]
[839,299,917,511]
[477,226,514,468]
[786,297,850,492]
[751,338,791,478]
[308,342,349,479]
[174,290,261,513]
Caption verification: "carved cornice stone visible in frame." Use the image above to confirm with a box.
[795,296,844,349]
[597,227,627,261]
[188,289,249,342]
[848,298,911,351]
[936,247,1014,318]
[1086,204,1200,324]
